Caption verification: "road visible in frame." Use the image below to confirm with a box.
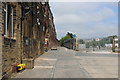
[14,47,118,78]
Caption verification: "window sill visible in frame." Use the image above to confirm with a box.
[4,37,16,42]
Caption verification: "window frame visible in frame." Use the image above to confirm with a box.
[4,3,14,39]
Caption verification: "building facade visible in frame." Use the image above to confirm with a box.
[44,3,58,50]
[0,2,58,79]
[63,38,76,50]
[0,2,3,79]
[2,3,22,78]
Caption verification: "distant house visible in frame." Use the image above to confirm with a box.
[105,43,118,47]
[105,44,112,47]
[95,38,101,41]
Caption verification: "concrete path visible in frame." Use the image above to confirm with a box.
[14,47,118,78]
[75,52,118,78]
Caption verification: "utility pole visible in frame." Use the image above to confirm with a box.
[112,36,115,52]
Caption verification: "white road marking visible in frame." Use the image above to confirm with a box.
[34,66,53,68]
[36,58,57,61]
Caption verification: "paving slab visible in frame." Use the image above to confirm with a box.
[35,58,57,66]
[76,52,118,78]
[53,68,91,78]
[90,73,118,78]
[78,59,118,66]
[83,66,118,74]
[16,68,53,78]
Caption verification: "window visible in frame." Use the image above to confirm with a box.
[43,26,45,31]
[37,18,40,25]
[4,4,14,38]
[41,2,45,5]
[4,3,7,37]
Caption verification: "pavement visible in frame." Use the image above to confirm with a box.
[87,51,118,54]
[14,47,118,78]
[75,52,118,78]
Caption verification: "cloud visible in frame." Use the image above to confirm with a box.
[51,2,100,15]
[54,7,116,25]
[58,22,118,39]
[50,0,119,2]
[50,2,118,39]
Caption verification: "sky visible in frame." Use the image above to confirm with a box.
[50,2,118,40]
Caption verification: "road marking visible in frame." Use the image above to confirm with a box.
[34,66,53,68]
[36,58,57,61]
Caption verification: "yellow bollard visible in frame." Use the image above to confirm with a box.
[16,64,26,72]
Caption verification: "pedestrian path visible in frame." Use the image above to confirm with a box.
[76,51,118,78]
[14,47,91,78]
[76,52,118,57]
[14,47,118,78]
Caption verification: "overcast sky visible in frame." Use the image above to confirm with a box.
[50,2,118,39]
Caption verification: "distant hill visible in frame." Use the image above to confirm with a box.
[78,35,118,48]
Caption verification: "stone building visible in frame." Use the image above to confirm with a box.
[2,3,22,78]
[0,2,3,79]
[21,2,45,59]
[44,2,58,49]
[0,2,58,79]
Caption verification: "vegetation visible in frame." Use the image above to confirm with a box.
[78,39,85,44]
[86,39,99,48]
[85,35,117,48]
[59,32,74,46]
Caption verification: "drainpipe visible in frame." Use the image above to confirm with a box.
[20,3,24,64]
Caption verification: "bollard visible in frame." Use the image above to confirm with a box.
[16,64,26,72]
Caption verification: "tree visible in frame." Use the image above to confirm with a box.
[67,32,73,38]
[59,32,74,46]
[78,39,85,44]
[85,35,117,48]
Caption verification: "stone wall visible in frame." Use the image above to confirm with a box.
[1,2,57,79]
[0,2,3,79]
[44,3,58,49]
[2,3,22,77]
[21,3,45,60]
